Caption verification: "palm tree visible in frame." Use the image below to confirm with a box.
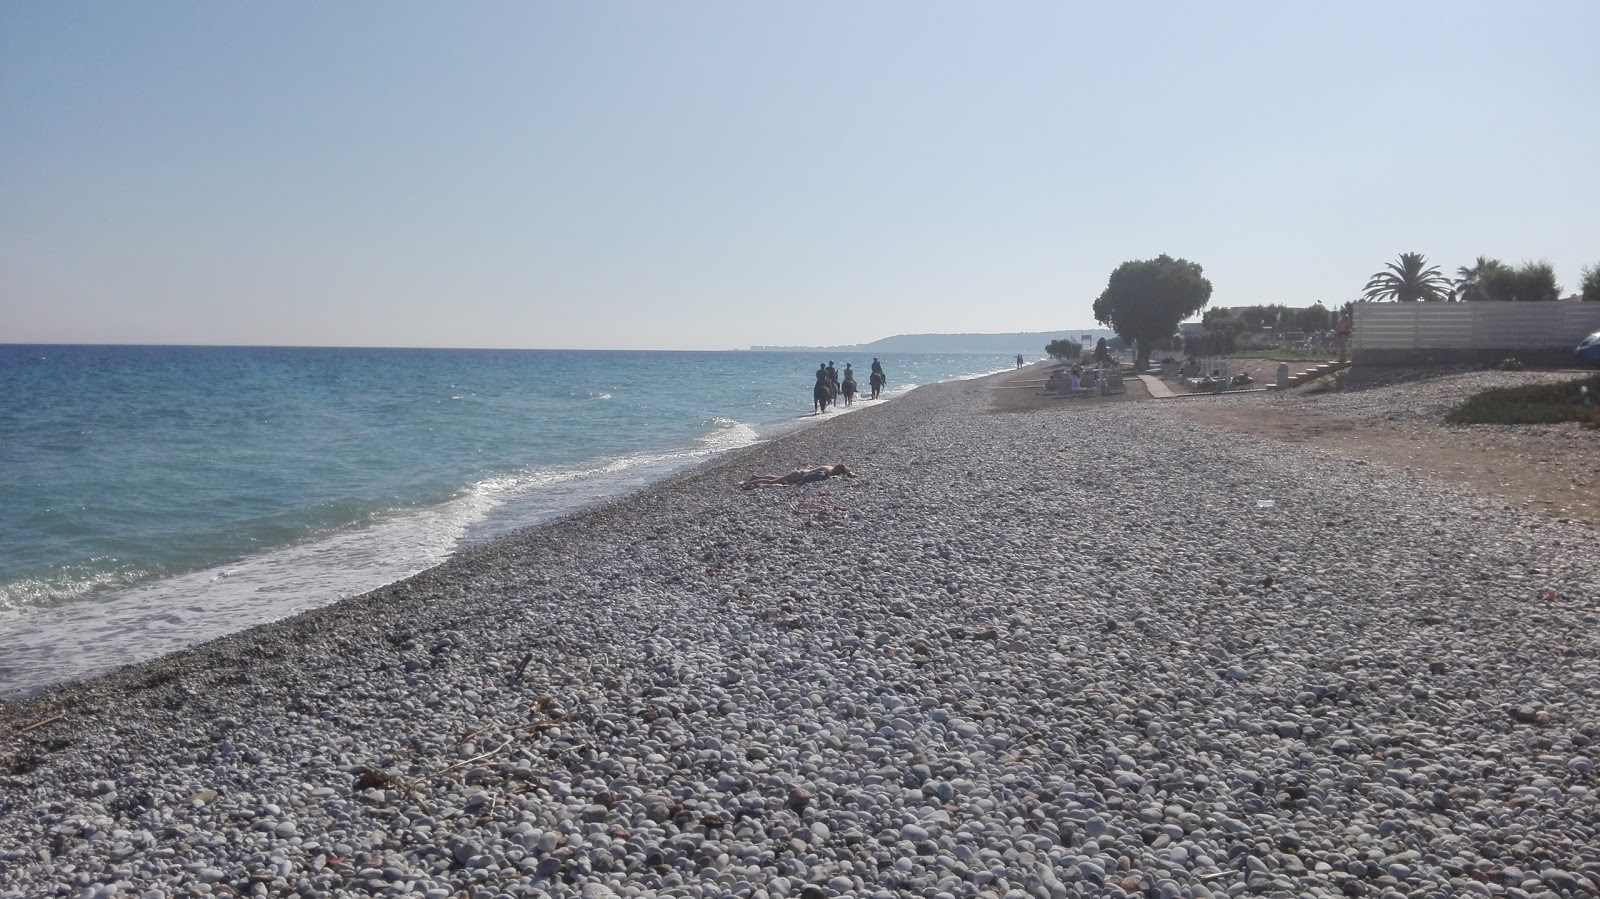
[1454,256,1505,302]
[1362,252,1453,302]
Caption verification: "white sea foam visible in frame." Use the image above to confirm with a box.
[0,562,153,613]
[0,356,1013,695]
[695,417,761,452]
[951,364,1017,380]
[0,415,769,696]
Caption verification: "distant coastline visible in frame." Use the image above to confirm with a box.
[748,329,1117,355]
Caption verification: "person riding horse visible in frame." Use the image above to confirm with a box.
[813,364,833,413]
[868,357,885,400]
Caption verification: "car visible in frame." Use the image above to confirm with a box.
[1578,331,1600,367]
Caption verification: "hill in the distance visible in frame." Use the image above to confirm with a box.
[749,330,1116,355]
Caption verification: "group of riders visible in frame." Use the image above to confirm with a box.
[813,358,885,413]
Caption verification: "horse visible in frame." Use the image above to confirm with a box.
[869,370,884,399]
[841,377,857,406]
[813,379,832,413]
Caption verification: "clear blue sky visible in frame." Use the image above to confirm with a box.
[3,3,1596,350]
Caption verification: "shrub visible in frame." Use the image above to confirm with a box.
[1481,260,1561,302]
[1446,375,1600,425]
[1306,370,1347,394]
[1496,357,1526,371]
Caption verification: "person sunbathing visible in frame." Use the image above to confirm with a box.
[738,463,854,490]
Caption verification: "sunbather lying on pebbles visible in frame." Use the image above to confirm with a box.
[738,463,854,489]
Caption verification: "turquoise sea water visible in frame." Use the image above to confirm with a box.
[0,345,1015,693]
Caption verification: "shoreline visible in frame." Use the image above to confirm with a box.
[4,373,1597,898]
[0,368,1015,707]
[0,362,1010,699]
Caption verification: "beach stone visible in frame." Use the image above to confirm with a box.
[4,371,1600,899]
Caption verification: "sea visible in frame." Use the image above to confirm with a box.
[0,345,1016,696]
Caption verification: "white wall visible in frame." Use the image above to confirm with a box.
[1352,300,1600,351]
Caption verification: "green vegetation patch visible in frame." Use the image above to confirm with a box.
[1446,375,1600,425]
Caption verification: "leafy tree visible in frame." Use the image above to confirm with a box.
[1583,263,1600,301]
[1296,303,1331,332]
[1201,307,1245,335]
[1455,256,1506,302]
[1044,338,1081,360]
[1239,303,1295,331]
[1515,261,1560,302]
[1203,303,1327,335]
[1362,252,1453,302]
[1481,260,1561,302]
[1092,254,1214,370]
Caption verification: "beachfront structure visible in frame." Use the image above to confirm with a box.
[1352,299,1600,367]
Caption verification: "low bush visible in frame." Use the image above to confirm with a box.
[1304,370,1347,394]
[1446,375,1600,425]
[1496,357,1526,371]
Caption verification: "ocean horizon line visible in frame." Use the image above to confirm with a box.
[0,337,1100,354]
[4,341,759,353]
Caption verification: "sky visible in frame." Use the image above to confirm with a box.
[2,3,1596,351]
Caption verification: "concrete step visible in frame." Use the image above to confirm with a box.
[1273,360,1352,389]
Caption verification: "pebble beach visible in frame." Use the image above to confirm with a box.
[2,372,1597,899]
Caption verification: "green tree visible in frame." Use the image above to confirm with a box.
[1092,254,1214,370]
[1515,261,1560,302]
[1362,252,1453,302]
[1454,256,1505,302]
[1201,307,1244,335]
[1481,260,1561,302]
[1295,303,1331,332]
[1239,303,1294,331]
[1044,338,1081,360]
[1582,263,1600,301]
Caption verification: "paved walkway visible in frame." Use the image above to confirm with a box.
[1136,374,1176,398]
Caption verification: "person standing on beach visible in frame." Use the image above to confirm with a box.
[1016,354,1024,369]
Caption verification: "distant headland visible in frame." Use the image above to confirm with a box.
[748,330,1117,355]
